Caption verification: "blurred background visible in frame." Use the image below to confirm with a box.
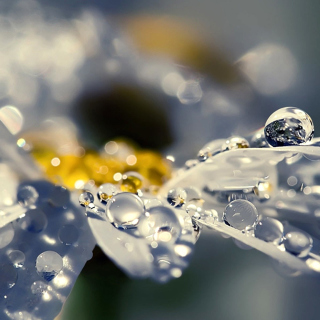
[1,0,320,319]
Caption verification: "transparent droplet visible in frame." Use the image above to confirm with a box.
[8,250,25,268]
[17,185,39,207]
[222,136,250,151]
[264,107,314,147]
[143,198,163,210]
[283,230,313,257]
[254,217,283,244]
[49,186,70,207]
[31,281,48,295]
[97,183,118,204]
[0,223,14,249]
[120,171,143,193]
[0,264,17,295]
[138,206,181,243]
[19,208,47,233]
[79,191,94,207]
[184,159,198,170]
[105,192,145,229]
[223,199,258,230]
[58,225,79,245]
[36,251,63,281]
[202,209,219,224]
[186,204,201,219]
[250,129,268,148]
[197,148,210,162]
[167,188,187,208]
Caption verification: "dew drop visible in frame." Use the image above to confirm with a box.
[223,199,258,230]
[36,251,63,281]
[8,250,25,268]
[97,183,118,204]
[19,208,47,233]
[167,188,187,208]
[264,107,314,147]
[254,217,283,244]
[58,225,79,245]
[222,136,250,151]
[78,191,94,207]
[283,230,313,257]
[186,204,201,220]
[120,171,143,193]
[105,192,145,229]
[17,185,39,207]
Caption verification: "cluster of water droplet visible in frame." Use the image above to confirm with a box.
[79,180,196,283]
[0,181,95,320]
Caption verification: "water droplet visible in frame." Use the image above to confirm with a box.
[264,107,314,147]
[283,230,313,257]
[143,198,163,210]
[49,186,70,207]
[105,192,145,229]
[78,191,94,207]
[0,223,14,249]
[250,129,268,148]
[97,183,118,204]
[58,225,79,245]
[8,250,25,268]
[197,148,210,162]
[186,204,201,219]
[223,199,258,230]
[202,209,219,224]
[0,264,17,295]
[17,185,39,207]
[167,188,187,207]
[138,206,181,243]
[254,217,283,244]
[36,251,63,281]
[31,281,48,295]
[19,208,47,233]
[120,171,143,193]
[222,136,250,151]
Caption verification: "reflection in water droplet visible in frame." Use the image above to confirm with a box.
[78,191,94,207]
[138,206,181,243]
[58,225,79,245]
[0,223,14,249]
[120,172,143,193]
[0,264,17,295]
[254,217,283,244]
[97,183,118,204]
[36,251,63,281]
[106,193,144,229]
[186,204,201,219]
[283,230,313,257]
[19,208,47,233]
[49,186,70,207]
[222,136,250,151]
[264,107,314,147]
[223,199,258,230]
[31,281,48,295]
[0,105,23,135]
[8,250,25,268]
[17,185,39,207]
[167,188,187,208]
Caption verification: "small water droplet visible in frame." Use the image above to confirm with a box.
[167,188,187,207]
[264,107,314,147]
[58,225,79,245]
[222,136,250,151]
[254,217,283,244]
[186,204,201,219]
[19,208,47,233]
[78,191,94,207]
[283,230,313,257]
[202,209,219,224]
[36,251,63,281]
[223,199,258,230]
[17,186,39,207]
[120,171,143,193]
[97,183,118,204]
[105,192,145,229]
[143,198,163,210]
[8,250,25,268]
[250,129,268,148]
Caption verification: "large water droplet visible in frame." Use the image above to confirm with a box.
[97,183,118,204]
[167,188,187,208]
[283,230,313,257]
[105,192,145,229]
[36,251,63,281]
[223,199,258,230]
[58,224,79,245]
[254,217,283,244]
[17,186,39,207]
[19,208,47,233]
[138,206,181,243]
[264,107,314,147]
[0,264,17,295]
[8,250,25,268]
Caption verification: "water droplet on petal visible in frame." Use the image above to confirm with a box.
[8,250,25,268]
[97,183,118,204]
[36,251,63,281]
[167,188,187,207]
[223,199,258,230]
[222,136,250,151]
[58,225,79,245]
[120,171,143,193]
[254,217,283,244]
[283,230,313,257]
[186,204,201,219]
[31,281,48,295]
[264,107,314,147]
[17,186,39,207]
[19,208,47,233]
[106,193,145,229]
[78,191,94,207]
